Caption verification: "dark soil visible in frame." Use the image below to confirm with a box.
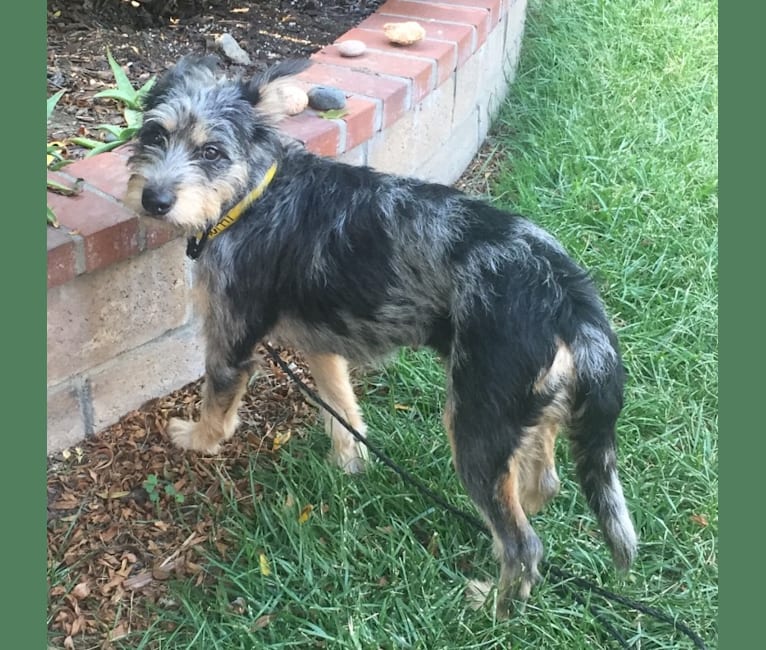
[47,0,384,151]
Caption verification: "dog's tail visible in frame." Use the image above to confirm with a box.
[564,310,638,571]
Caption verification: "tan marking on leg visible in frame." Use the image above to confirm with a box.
[168,370,249,454]
[533,339,575,394]
[495,459,540,613]
[517,341,576,514]
[516,421,561,516]
[442,397,457,469]
[305,353,368,474]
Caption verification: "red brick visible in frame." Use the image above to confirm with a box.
[47,227,77,288]
[61,152,132,202]
[47,187,139,274]
[379,0,490,47]
[359,12,476,66]
[297,63,409,128]
[313,47,435,103]
[334,96,376,151]
[281,112,341,157]
[142,217,181,251]
[110,143,135,161]
[421,0,502,26]
[337,27,458,87]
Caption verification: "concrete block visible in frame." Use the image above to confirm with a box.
[89,325,205,432]
[335,142,368,167]
[367,80,456,179]
[418,107,480,185]
[47,238,191,386]
[47,381,87,454]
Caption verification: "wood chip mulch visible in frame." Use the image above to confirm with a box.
[47,347,317,648]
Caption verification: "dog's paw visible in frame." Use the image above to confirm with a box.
[330,440,369,474]
[167,417,221,454]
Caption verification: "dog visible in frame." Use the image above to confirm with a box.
[127,56,637,616]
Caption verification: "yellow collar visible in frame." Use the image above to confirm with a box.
[186,162,277,259]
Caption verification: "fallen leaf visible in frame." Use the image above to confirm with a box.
[50,498,80,510]
[229,596,247,615]
[109,621,130,641]
[465,579,493,611]
[259,553,271,576]
[298,504,313,524]
[71,582,90,599]
[318,108,349,120]
[272,430,292,451]
[123,571,153,591]
[96,490,130,499]
[690,513,709,527]
[253,613,274,629]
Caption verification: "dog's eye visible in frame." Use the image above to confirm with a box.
[201,145,222,161]
[141,124,167,147]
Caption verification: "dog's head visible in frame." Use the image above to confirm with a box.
[126,56,309,231]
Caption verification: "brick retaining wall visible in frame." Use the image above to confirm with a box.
[47,0,528,453]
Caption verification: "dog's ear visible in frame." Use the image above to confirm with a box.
[142,55,220,111]
[242,59,312,121]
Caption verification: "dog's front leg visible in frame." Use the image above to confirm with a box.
[169,360,253,454]
[168,356,252,454]
[168,312,258,453]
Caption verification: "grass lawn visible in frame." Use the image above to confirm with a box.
[108,0,718,647]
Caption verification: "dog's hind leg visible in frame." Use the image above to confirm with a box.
[305,353,369,474]
[515,422,561,516]
[445,403,543,618]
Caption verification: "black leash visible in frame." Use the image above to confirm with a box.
[263,343,709,649]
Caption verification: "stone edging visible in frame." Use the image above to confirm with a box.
[47,0,528,453]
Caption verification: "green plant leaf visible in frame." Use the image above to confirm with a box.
[92,89,141,107]
[47,178,83,196]
[124,108,143,130]
[48,159,72,172]
[47,89,65,122]
[137,76,156,98]
[69,136,103,150]
[85,142,124,156]
[104,47,135,100]
[96,124,125,138]
[47,205,59,228]
[318,108,349,120]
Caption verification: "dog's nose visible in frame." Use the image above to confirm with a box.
[142,186,176,216]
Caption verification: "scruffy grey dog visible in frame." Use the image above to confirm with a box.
[127,56,637,616]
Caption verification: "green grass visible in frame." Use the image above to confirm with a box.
[113,0,718,647]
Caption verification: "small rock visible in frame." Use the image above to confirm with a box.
[279,85,309,115]
[216,33,252,66]
[337,39,367,57]
[383,21,426,46]
[308,86,346,111]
